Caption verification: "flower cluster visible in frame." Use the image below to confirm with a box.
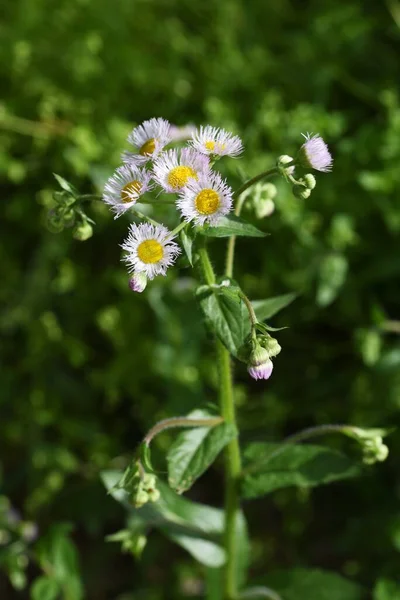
[103,117,243,285]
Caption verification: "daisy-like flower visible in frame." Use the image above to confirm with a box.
[126,117,172,165]
[153,148,210,193]
[177,171,233,226]
[190,125,243,158]
[103,164,152,218]
[121,223,180,280]
[298,133,333,172]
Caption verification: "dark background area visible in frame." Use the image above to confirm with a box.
[1,0,400,598]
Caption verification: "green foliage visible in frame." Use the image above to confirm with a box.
[167,410,237,493]
[260,569,364,600]
[242,443,360,499]
[200,215,267,238]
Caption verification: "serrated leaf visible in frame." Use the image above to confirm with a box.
[260,568,363,600]
[197,284,247,356]
[167,409,237,493]
[31,577,60,600]
[200,215,267,238]
[252,293,296,322]
[180,227,196,266]
[53,173,78,197]
[242,443,360,499]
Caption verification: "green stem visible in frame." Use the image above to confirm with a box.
[143,415,224,446]
[198,241,242,600]
[226,167,278,278]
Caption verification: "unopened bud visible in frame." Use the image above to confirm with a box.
[73,221,93,241]
[129,272,147,293]
[133,489,149,508]
[303,173,316,190]
[259,335,281,357]
[292,184,311,200]
[247,346,273,381]
[277,155,295,176]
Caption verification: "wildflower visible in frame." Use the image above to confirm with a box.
[298,133,333,172]
[153,148,210,193]
[190,125,243,158]
[247,346,274,381]
[121,223,180,280]
[129,272,147,293]
[177,172,233,227]
[103,164,152,218]
[126,117,172,165]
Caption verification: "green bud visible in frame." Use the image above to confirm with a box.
[259,334,281,357]
[46,209,64,233]
[73,221,93,241]
[249,345,270,367]
[142,473,157,490]
[147,488,160,503]
[277,155,294,168]
[133,489,149,508]
[292,184,311,199]
[303,173,316,190]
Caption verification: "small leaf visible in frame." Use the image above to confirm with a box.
[260,568,363,600]
[242,443,360,499]
[167,409,237,493]
[180,227,196,266]
[252,293,296,322]
[197,284,247,356]
[53,173,78,197]
[200,215,267,238]
[31,577,60,600]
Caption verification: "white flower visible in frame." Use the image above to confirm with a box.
[153,148,210,193]
[190,125,243,157]
[177,172,233,226]
[103,164,153,218]
[298,133,333,172]
[121,223,180,280]
[126,118,172,165]
[169,123,197,142]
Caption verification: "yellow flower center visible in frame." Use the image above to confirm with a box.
[121,180,142,203]
[205,140,225,153]
[139,138,156,156]
[137,239,164,264]
[195,189,220,215]
[167,165,197,190]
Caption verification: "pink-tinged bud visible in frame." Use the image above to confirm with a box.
[247,346,274,381]
[299,133,333,172]
[128,272,147,293]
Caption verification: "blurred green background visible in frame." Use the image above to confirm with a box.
[1,0,400,597]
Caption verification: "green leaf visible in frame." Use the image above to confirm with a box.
[197,284,247,356]
[260,568,363,600]
[240,587,282,599]
[53,173,78,197]
[252,293,296,322]
[101,471,248,577]
[242,443,360,499]
[31,576,60,600]
[374,578,400,600]
[180,227,196,266]
[200,215,267,238]
[167,409,237,493]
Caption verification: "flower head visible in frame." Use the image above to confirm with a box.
[169,123,197,142]
[121,223,180,280]
[128,272,148,293]
[177,171,233,226]
[190,125,243,158]
[247,346,274,381]
[103,164,152,218]
[126,118,172,165]
[153,147,210,193]
[298,133,333,172]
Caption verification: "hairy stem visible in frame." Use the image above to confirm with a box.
[226,167,278,278]
[143,416,224,446]
[198,241,242,600]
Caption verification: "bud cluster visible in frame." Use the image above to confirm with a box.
[117,460,160,508]
[345,427,390,466]
[246,333,281,381]
[46,179,94,241]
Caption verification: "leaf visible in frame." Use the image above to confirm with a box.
[101,471,249,577]
[374,578,400,600]
[31,577,60,600]
[260,568,364,600]
[197,284,247,356]
[200,215,267,238]
[242,443,360,499]
[240,587,282,599]
[252,293,296,322]
[180,227,196,266]
[167,409,237,493]
[53,173,78,197]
